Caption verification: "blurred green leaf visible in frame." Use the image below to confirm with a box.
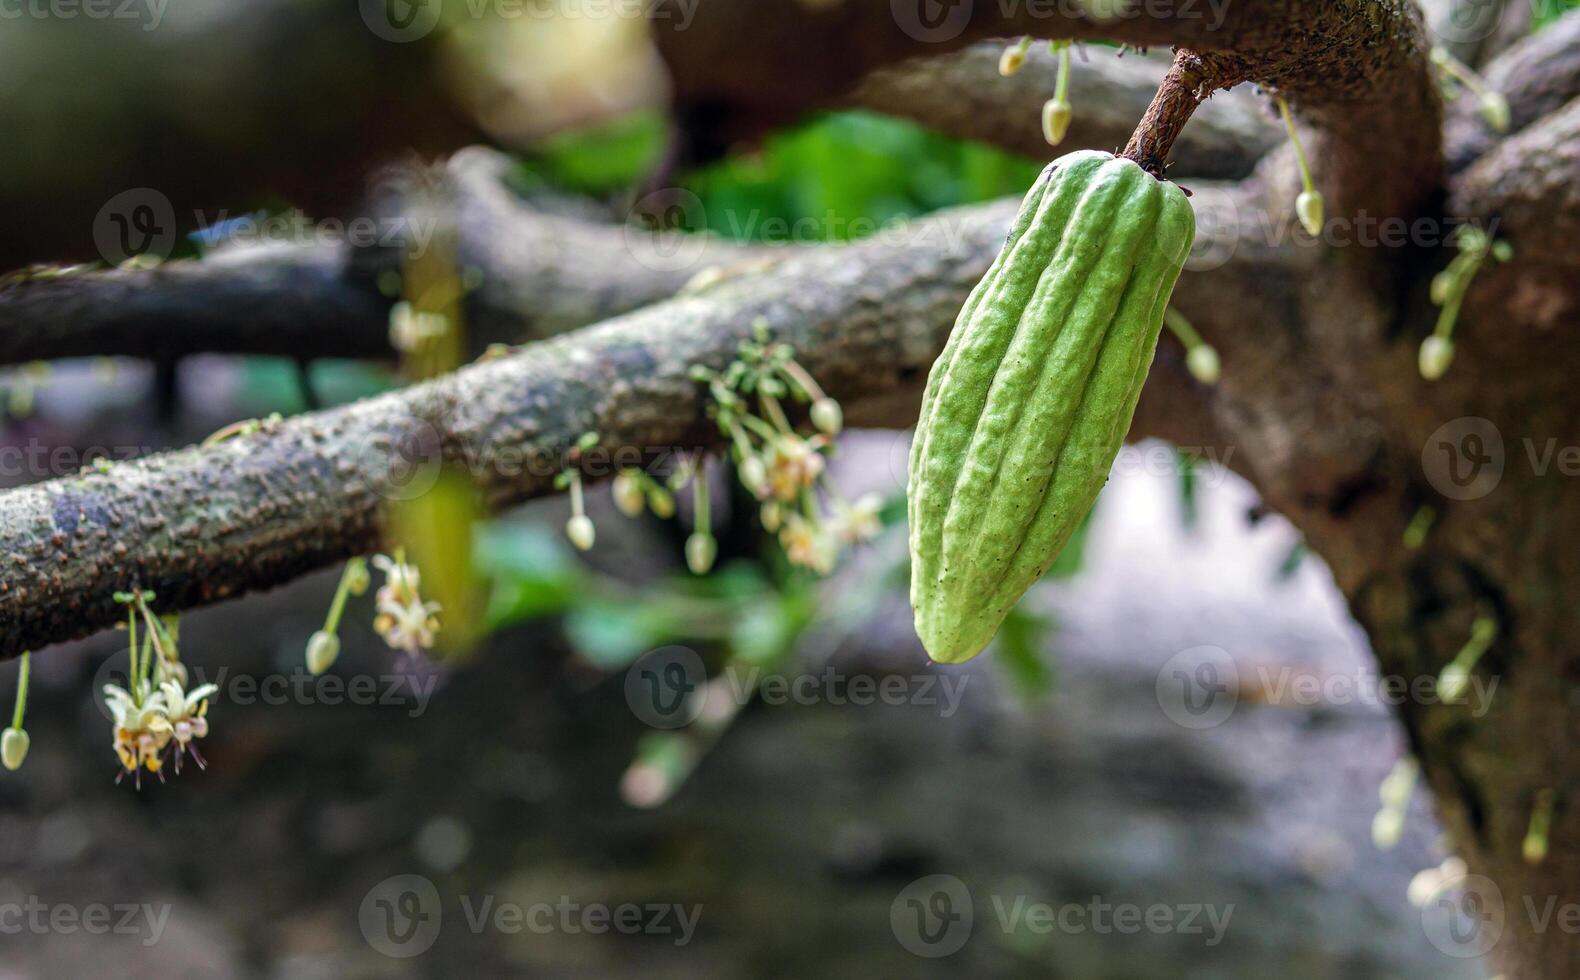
[729,597,796,667]
[1178,449,1200,533]
[682,111,1043,244]
[477,523,586,628]
[729,579,817,667]
[995,607,1056,702]
[878,492,909,529]
[1534,0,1580,29]
[515,112,668,194]
[563,598,675,669]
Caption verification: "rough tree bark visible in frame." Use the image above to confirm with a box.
[4,2,1580,975]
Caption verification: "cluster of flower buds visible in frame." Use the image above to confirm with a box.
[518,329,879,579]
[687,321,880,575]
[102,591,218,786]
[371,553,442,659]
[303,551,442,677]
[996,36,1077,148]
[1420,226,1512,381]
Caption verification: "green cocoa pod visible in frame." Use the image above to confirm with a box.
[908,150,1195,663]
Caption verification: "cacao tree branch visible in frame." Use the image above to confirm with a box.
[1450,95,1580,331]
[656,0,1442,221]
[0,203,1009,657]
[0,186,1291,658]
[1445,10,1580,170]
[845,43,1277,179]
[0,150,770,366]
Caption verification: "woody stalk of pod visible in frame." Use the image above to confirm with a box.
[907,52,1211,664]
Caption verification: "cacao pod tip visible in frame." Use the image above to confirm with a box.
[1296,190,1324,238]
[918,629,989,666]
[1419,336,1455,381]
[306,630,340,676]
[2,727,29,771]
[914,605,994,664]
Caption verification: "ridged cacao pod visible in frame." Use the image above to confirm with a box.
[908,150,1195,663]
